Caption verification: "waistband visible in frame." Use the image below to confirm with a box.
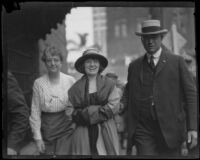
[41,110,65,115]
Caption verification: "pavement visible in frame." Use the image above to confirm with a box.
[20,140,137,156]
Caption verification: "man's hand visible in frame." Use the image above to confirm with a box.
[7,148,17,155]
[35,139,45,153]
[187,130,198,149]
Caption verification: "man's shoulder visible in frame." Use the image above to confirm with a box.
[129,55,144,68]
[162,46,181,60]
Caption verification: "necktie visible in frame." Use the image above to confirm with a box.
[149,55,155,70]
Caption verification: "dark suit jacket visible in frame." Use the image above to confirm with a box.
[6,72,30,152]
[124,47,197,149]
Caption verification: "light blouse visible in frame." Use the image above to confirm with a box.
[29,72,75,140]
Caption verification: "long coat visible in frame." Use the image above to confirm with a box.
[68,75,120,155]
[124,47,197,149]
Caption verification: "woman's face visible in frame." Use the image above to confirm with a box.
[84,58,100,76]
[45,54,62,74]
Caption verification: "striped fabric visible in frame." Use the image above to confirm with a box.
[29,72,75,140]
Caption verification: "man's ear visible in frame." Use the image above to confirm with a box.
[161,34,165,40]
[141,37,144,42]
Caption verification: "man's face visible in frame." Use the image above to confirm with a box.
[141,34,163,54]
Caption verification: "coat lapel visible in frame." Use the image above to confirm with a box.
[155,49,168,77]
[139,55,145,83]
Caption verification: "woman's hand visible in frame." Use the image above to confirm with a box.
[65,106,74,116]
[72,109,90,126]
[35,139,45,153]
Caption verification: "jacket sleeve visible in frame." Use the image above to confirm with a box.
[84,86,121,125]
[7,72,30,151]
[121,63,132,114]
[179,57,197,131]
[120,83,128,114]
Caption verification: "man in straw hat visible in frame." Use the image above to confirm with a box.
[123,19,197,156]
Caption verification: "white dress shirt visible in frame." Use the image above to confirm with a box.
[147,47,162,66]
[29,72,75,140]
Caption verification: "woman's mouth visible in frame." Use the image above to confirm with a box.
[89,68,97,71]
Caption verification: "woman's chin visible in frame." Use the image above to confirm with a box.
[87,72,98,76]
[48,69,59,73]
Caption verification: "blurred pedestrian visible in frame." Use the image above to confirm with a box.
[105,72,127,150]
[6,71,30,155]
[29,46,76,155]
[182,52,196,83]
[182,52,199,157]
[123,20,197,156]
[68,48,120,155]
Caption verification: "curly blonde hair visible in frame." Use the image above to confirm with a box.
[41,46,63,62]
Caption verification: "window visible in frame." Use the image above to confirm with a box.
[121,23,127,37]
[115,24,120,38]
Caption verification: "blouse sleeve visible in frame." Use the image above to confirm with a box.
[29,81,42,140]
[65,100,74,117]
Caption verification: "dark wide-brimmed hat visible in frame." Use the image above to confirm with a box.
[74,48,108,74]
[135,19,168,36]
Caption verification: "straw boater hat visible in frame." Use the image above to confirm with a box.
[75,48,108,74]
[135,19,168,36]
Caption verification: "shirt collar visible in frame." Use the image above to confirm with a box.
[153,47,162,58]
[146,47,162,59]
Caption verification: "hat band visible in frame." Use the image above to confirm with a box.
[142,26,163,33]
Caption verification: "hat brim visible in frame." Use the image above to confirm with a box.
[75,54,108,74]
[135,29,168,36]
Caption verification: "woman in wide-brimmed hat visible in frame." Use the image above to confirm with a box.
[68,48,121,155]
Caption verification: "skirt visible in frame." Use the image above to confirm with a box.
[41,111,75,155]
[71,118,120,155]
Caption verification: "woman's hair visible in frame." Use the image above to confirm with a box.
[41,46,63,63]
[80,58,104,74]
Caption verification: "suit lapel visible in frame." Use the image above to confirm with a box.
[155,49,168,77]
[139,55,145,83]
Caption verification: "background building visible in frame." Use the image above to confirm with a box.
[106,7,150,82]
[92,7,107,57]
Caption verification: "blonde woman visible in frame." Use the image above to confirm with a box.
[29,46,75,155]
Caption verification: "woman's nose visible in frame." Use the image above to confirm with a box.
[90,61,95,66]
[51,60,56,65]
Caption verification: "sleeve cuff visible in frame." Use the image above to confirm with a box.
[33,130,42,140]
